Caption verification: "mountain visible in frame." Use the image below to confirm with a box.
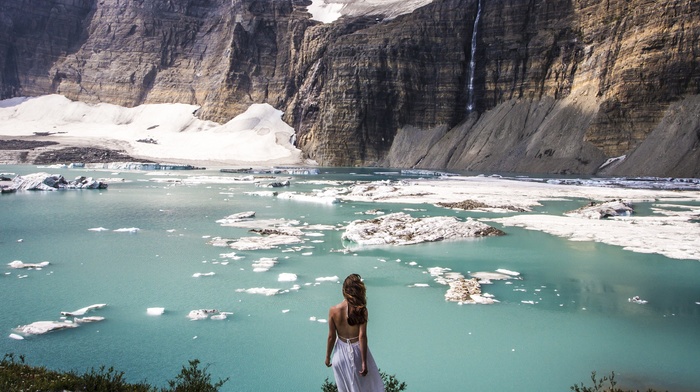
[1,0,699,176]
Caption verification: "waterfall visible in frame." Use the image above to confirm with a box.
[466,0,482,113]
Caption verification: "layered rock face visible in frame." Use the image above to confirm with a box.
[1,0,699,176]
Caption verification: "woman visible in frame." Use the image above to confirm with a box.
[325,274,384,392]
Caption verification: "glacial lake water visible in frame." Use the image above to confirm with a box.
[2,165,700,391]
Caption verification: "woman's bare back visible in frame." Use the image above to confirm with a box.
[330,300,361,340]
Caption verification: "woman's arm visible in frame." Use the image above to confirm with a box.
[325,307,336,367]
[358,321,368,376]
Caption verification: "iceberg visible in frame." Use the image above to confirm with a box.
[238,287,281,296]
[8,333,24,340]
[315,276,340,282]
[187,309,219,320]
[224,235,303,251]
[8,260,50,269]
[15,320,79,335]
[113,227,140,233]
[147,307,165,316]
[251,257,279,272]
[192,272,216,278]
[60,304,107,317]
[565,200,633,219]
[278,273,298,282]
[342,212,504,246]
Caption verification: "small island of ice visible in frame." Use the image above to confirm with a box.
[342,212,504,246]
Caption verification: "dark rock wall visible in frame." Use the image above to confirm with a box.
[1,0,699,176]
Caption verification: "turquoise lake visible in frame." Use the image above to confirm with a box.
[1,165,700,391]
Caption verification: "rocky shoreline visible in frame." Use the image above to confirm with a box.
[0,137,148,165]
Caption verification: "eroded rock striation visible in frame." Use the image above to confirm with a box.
[1,0,699,176]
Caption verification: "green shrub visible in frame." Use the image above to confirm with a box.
[0,353,227,392]
[163,359,229,392]
[322,369,407,391]
[571,371,667,392]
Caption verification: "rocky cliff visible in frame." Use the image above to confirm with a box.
[1,0,699,176]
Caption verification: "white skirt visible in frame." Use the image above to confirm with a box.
[331,337,385,392]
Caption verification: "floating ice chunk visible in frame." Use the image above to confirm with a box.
[61,304,107,317]
[252,257,278,272]
[495,269,520,277]
[8,333,24,340]
[309,316,317,321]
[628,296,648,304]
[113,227,140,233]
[410,283,430,288]
[8,260,50,269]
[278,273,298,282]
[16,320,79,335]
[521,301,536,305]
[88,227,110,232]
[225,235,303,250]
[471,272,515,282]
[215,211,256,225]
[277,192,339,204]
[301,252,313,256]
[246,191,277,197]
[566,200,633,219]
[187,309,218,320]
[75,316,105,323]
[192,272,216,278]
[282,309,290,313]
[219,251,243,260]
[211,312,233,321]
[315,276,339,282]
[343,212,503,246]
[147,307,165,316]
[317,319,328,323]
[239,287,281,296]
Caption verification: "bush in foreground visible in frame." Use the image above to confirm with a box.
[0,353,228,392]
[322,370,407,392]
[571,371,667,392]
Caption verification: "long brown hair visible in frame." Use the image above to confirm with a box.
[343,274,368,325]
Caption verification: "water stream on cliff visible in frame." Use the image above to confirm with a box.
[466,0,482,113]
[2,165,700,392]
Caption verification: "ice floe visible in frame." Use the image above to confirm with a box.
[8,260,49,269]
[251,257,279,272]
[8,333,24,340]
[192,272,216,278]
[565,200,633,219]
[88,227,110,232]
[628,296,648,305]
[342,212,504,246]
[278,273,298,282]
[15,320,79,335]
[488,213,700,261]
[237,287,281,296]
[15,304,107,337]
[147,307,165,316]
[60,304,107,317]
[113,227,140,233]
[6,172,108,192]
[315,276,340,283]
[187,309,230,320]
[210,234,303,251]
[216,211,256,225]
[277,192,339,204]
